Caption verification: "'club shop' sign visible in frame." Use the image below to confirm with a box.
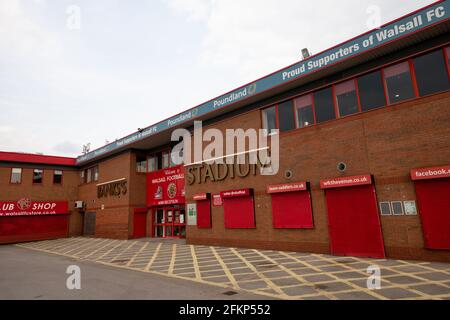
[0,199,69,216]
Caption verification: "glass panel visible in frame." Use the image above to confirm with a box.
[413,50,450,97]
[155,226,164,237]
[174,211,181,224]
[53,170,63,184]
[165,226,173,237]
[295,95,314,128]
[148,156,157,172]
[357,71,387,111]
[11,168,22,184]
[384,62,415,104]
[173,227,181,237]
[162,152,170,169]
[335,80,359,117]
[86,169,92,183]
[155,210,164,224]
[262,106,277,134]
[314,87,336,123]
[446,47,450,65]
[136,154,147,173]
[33,169,43,184]
[93,166,99,181]
[166,210,173,223]
[278,100,296,132]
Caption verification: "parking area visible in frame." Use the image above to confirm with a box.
[17,237,450,300]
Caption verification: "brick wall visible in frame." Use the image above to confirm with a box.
[0,165,81,237]
[186,91,450,262]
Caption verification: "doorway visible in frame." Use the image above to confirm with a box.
[153,206,186,238]
[83,212,96,236]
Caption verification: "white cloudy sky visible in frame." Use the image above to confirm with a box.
[0,0,436,157]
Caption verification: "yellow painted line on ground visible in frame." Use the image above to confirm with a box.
[96,240,128,261]
[253,249,338,300]
[108,241,139,263]
[61,238,101,255]
[73,238,111,257]
[190,245,202,280]
[82,239,121,259]
[281,252,388,300]
[168,244,177,275]
[126,242,149,267]
[210,247,240,290]
[144,243,162,272]
[231,248,288,298]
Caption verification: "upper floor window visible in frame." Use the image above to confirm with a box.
[314,87,336,123]
[53,170,63,184]
[384,62,415,104]
[162,151,171,169]
[10,168,22,184]
[335,80,359,117]
[357,70,387,111]
[33,169,43,184]
[136,154,147,173]
[148,156,157,173]
[278,100,296,132]
[262,106,277,135]
[85,166,99,183]
[294,95,314,128]
[413,49,450,97]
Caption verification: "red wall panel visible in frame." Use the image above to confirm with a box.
[271,191,314,229]
[415,178,450,250]
[325,184,385,259]
[0,215,69,244]
[222,195,255,229]
[196,200,212,229]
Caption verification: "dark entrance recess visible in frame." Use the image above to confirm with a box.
[83,212,96,236]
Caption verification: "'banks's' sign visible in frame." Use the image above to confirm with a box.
[76,2,449,165]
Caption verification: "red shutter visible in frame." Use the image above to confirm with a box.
[271,192,314,229]
[321,176,385,259]
[221,189,255,229]
[197,199,212,229]
[414,178,450,249]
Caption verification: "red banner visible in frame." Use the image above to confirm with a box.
[411,165,450,181]
[147,166,186,207]
[221,189,252,199]
[267,182,307,194]
[0,200,68,217]
[320,175,372,189]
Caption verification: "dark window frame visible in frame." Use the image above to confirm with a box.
[32,169,44,185]
[10,167,22,184]
[53,170,63,185]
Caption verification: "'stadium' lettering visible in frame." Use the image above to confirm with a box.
[186,155,269,185]
[97,181,128,198]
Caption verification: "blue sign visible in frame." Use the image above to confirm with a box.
[76,1,449,164]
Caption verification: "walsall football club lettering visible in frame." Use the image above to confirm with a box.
[97,180,128,198]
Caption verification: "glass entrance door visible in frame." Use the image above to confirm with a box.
[154,207,186,238]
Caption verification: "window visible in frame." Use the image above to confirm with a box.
[384,62,415,104]
[335,80,359,117]
[33,169,43,184]
[314,87,336,123]
[295,95,314,128]
[357,71,387,111]
[10,168,22,184]
[136,154,147,173]
[278,100,296,132]
[148,156,157,173]
[413,50,450,97]
[53,170,63,184]
[446,47,450,66]
[80,170,85,184]
[162,151,170,169]
[85,166,98,183]
[262,106,277,134]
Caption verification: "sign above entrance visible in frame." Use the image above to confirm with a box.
[267,182,307,194]
[0,200,69,217]
[410,165,450,181]
[320,175,372,189]
[193,193,210,201]
[221,189,253,199]
[147,166,186,207]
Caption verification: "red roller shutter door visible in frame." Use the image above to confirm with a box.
[321,175,385,259]
[194,193,212,228]
[221,189,255,229]
[133,208,147,239]
[411,166,450,250]
[267,182,314,229]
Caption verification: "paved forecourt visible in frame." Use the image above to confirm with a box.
[17,237,450,300]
